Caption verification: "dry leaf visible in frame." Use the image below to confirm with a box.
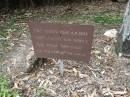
[71,91,79,97]
[47,89,56,96]
[88,89,97,97]
[64,79,71,85]
[113,90,127,95]
[73,68,78,76]
[11,58,16,65]
[13,80,19,89]
[78,71,89,78]
[75,94,79,97]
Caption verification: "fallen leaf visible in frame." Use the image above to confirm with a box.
[104,45,111,53]
[78,71,89,79]
[71,91,79,97]
[88,89,97,97]
[113,90,127,95]
[73,68,78,76]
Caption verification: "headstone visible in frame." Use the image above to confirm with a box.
[29,22,94,63]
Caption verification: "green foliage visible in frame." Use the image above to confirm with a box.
[36,82,49,96]
[91,12,123,25]
[55,11,123,25]
[55,12,89,24]
[37,87,46,96]
[0,32,8,38]
[0,74,20,97]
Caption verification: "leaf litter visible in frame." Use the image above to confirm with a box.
[0,1,130,97]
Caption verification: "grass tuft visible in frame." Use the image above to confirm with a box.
[91,12,123,25]
[0,74,20,97]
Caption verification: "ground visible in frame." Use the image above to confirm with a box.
[0,1,130,97]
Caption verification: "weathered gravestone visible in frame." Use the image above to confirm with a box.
[28,22,94,75]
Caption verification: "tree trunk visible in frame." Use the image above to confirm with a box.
[116,0,130,56]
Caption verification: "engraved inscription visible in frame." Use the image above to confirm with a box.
[29,22,93,63]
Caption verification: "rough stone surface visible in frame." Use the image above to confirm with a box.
[1,33,33,75]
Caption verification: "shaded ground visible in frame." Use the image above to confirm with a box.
[1,1,130,97]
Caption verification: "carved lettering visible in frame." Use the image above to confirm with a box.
[29,22,93,63]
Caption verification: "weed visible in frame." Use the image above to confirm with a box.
[36,81,49,96]
[91,12,123,25]
[37,87,46,96]
[0,74,20,97]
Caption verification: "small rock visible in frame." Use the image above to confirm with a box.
[104,29,118,38]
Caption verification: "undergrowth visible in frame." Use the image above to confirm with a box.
[91,12,123,25]
[0,74,20,97]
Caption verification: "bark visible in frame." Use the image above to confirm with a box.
[116,0,130,55]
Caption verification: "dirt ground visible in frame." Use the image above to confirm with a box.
[1,1,130,97]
